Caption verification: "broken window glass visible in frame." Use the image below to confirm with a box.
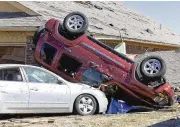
[40,43,57,65]
[23,67,58,84]
[57,54,82,78]
[80,68,109,88]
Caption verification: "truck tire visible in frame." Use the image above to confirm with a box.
[63,12,88,36]
[140,56,166,79]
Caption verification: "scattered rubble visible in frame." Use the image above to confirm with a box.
[0,111,179,127]
[94,4,103,10]
[146,28,154,34]
[47,119,55,123]
[0,118,55,127]
[109,23,114,27]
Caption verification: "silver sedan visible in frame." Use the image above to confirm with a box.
[0,64,108,115]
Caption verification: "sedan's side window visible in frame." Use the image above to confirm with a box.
[23,67,58,84]
[0,68,23,82]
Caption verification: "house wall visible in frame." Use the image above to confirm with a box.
[0,1,39,64]
[99,39,178,54]
[0,31,34,43]
[0,31,35,64]
[126,45,170,54]
[26,36,37,65]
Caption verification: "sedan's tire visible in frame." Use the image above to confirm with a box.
[74,94,97,115]
[140,56,166,79]
[33,25,46,46]
[63,12,89,36]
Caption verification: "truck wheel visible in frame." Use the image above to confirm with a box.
[140,56,166,79]
[63,12,88,36]
[33,25,46,46]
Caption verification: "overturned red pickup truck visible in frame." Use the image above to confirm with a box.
[33,12,175,107]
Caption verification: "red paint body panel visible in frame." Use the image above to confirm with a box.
[34,18,175,107]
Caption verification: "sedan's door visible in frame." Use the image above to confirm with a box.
[0,67,29,113]
[22,66,71,113]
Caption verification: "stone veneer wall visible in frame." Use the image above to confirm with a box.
[26,36,38,65]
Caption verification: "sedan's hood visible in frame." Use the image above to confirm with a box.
[73,82,95,89]
[67,82,97,92]
[67,82,106,99]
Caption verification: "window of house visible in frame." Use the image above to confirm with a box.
[57,54,82,77]
[40,43,57,65]
[0,68,23,82]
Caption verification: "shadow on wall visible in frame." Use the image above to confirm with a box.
[148,118,180,127]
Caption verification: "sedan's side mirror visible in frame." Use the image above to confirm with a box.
[57,79,63,85]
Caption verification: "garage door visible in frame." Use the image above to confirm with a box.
[0,46,26,64]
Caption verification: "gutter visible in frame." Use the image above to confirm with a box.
[0,26,38,31]
[94,35,180,48]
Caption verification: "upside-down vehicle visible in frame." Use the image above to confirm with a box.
[33,12,175,107]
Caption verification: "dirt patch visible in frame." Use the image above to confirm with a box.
[0,108,179,127]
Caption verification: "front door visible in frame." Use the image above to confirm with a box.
[0,67,29,112]
[22,66,70,113]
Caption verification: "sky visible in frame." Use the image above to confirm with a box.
[122,1,180,33]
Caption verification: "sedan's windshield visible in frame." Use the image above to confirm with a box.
[80,67,109,87]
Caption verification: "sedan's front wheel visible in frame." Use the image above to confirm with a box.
[74,94,97,115]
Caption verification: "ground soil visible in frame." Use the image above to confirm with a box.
[0,105,179,127]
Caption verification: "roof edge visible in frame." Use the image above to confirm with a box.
[95,35,180,47]
[7,1,40,16]
[93,34,164,44]
[0,26,37,31]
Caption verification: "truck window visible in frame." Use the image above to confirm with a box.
[57,54,82,77]
[80,67,109,88]
[40,43,57,65]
